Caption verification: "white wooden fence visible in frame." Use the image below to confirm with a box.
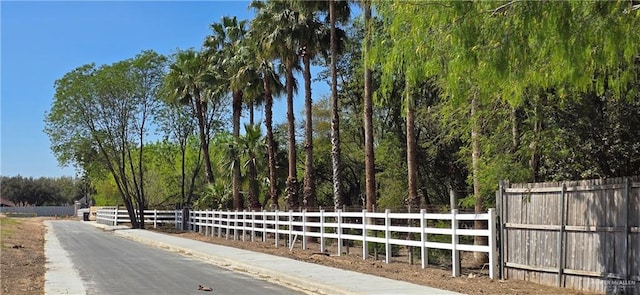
[96,208,178,228]
[96,207,497,279]
[179,208,498,279]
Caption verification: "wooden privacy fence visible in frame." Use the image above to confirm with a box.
[497,176,640,294]
[96,208,178,228]
[181,208,498,279]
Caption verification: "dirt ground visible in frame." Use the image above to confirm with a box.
[155,226,598,295]
[0,217,598,295]
[0,216,45,295]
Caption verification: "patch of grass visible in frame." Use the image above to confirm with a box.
[0,217,19,247]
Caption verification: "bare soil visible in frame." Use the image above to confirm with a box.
[154,226,598,295]
[0,216,46,295]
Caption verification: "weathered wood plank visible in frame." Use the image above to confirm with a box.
[506,262,627,278]
[505,223,628,232]
[505,183,627,193]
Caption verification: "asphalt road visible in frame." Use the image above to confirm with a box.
[46,221,305,295]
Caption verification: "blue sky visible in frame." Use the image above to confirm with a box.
[1,1,333,178]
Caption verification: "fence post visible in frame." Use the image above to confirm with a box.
[218,211,222,238]
[224,211,229,239]
[502,180,510,280]
[242,210,246,242]
[251,210,256,242]
[362,209,367,260]
[209,211,213,236]
[262,210,267,243]
[385,209,391,264]
[623,178,630,281]
[153,209,158,229]
[320,210,325,253]
[497,180,504,280]
[488,208,498,279]
[288,210,293,247]
[451,209,460,277]
[557,184,566,287]
[190,210,194,231]
[175,210,179,230]
[232,210,237,240]
[420,209,427,269]
[113,207,118,226]
[337,209,343,256]
[302,209,307,250]
[275,210,279,248]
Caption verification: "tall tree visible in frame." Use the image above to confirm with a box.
[293,1,326,209]
[163,50,216,186]
[248,5,287,209]
[45,51,166,228]
[205,16,251,210]
[251,0,303,209]
[329,0,342,210]
[362,0,376,212]
[259,60,285,209]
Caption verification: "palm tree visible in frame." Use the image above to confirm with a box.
[294,0,349,210]
[291,1,328,210]
[251,0,304,210]
[163,49,216,185]
[260,60,285,209]
[239,124,265,210]
[362,0,376,213]
[329,0,345,210]
[247,10,287,209]
[204,16,251,210]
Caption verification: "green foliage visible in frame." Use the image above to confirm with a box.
[0,176,86,206]
[92,175,121,206]
[367,231,400,257]
[194,182,232,210]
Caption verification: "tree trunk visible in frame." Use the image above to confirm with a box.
[248,154,260,210]
[247,97,260,210]
[179,140,188,207]
[330,0,343,210]
[511,105,520,153]
[303,54,316,209]
[363,0,376,213]
[186,147,202,205]
[405,87,419,209]
[137,121,146,229]
[194,89,214,184]
[249,97,255,125]
[264,74,278,210]
[232,90,243,210]
[285,60,299,210]
[471,90,488,265]
[530,96,541,182]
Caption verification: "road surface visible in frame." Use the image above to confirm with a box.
[46,221,305,295]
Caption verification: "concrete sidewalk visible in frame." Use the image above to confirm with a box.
[87,221,462,295]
